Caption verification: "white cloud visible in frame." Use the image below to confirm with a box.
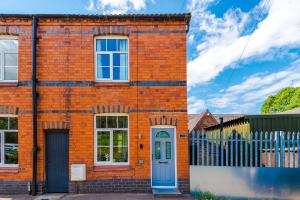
[86,0,151,14]
[188,59,300,114]
[187,0,300,86]
[188,96,207,114]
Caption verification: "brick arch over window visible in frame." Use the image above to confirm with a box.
[149,116,178,126]
[92,104,130,114]
[0,105,19,114]
[0,26,19,35]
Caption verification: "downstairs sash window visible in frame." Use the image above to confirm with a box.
[0,116,18,167]
[95,115,128,165]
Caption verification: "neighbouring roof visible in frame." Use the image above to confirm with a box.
[212,114,244,123]
[0,13,191,22]
[279,107,300,114]
[188,113,206,131]
[205,110,300,131]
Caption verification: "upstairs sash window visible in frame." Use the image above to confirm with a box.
[0,38,18,81]
[95,38,129,81]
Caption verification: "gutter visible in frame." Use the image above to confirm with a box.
[0,13,192,21]
[31,15,38,196]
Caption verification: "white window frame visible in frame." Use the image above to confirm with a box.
[94,113,130,165]
[0,36,18,82]
[0,115,18,167]
[94,36,129,82]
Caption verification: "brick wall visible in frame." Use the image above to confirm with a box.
[0,15,189,193]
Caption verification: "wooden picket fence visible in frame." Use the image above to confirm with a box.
[189,130,300,168]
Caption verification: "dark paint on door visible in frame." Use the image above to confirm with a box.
[45,130,69,193]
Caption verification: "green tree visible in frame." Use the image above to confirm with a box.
[261,87,300,113]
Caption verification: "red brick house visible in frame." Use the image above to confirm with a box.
[188,110,218,132]
[0,13,191,194]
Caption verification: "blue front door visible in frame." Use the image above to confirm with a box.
[152,128,176,187]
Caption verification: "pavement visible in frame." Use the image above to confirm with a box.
[0,193,194,200]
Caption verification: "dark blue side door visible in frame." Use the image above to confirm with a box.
[45,131,69,193]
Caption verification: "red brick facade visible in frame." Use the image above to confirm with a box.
[0,14,190,194]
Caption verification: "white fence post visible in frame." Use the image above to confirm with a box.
[201,129,204,166]
[216,131,219,167]
[226,132,229,167]
[240,134,243,167]
[255,131,258,167]
[265,132,268,167]
[297,132,300,168]
[250,132,253,167]
[206,132,209,166]
[260,132,263,167]
[192,130,195,165]
[221,132,224,166]
[275,131,279,167]
[292,132,295,168]
[197,130,200,166]
[270,132,273,168]
[287,132,291,168]
[211,131,214,166]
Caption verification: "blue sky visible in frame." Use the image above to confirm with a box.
[1,0,300,114]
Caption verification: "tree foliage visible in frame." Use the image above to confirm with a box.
[261,87,300,113]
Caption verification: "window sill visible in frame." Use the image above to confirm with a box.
[93,165,131,172]
[0,166,19,173]
[0,82,18,87]
[93,82,130,87]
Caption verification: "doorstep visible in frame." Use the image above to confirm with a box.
[152,188,182,198]
[34,193,67,200]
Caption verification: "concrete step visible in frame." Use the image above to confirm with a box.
[152,188,182,198]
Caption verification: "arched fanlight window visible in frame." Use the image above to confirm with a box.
[156,131,170,138]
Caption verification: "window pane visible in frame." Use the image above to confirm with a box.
[96,39,106,51]
[113,67,128,80]
[4,67,18,80]
[97,131,110,146]
[9,117,18,130]
[117,39,128,51]
[156,131,170,138]
[166,141,171,160]
[118,116,128,128]
[0,117,8,129]
[0,39,18,51]
[113,130,128,146]
[113,54,128,67]
[107,116,117,128]
[97,147,110,162]
[107,39,117,51]
[113,147,128,162]
[4,53,18,66]
[97,54,110,66]
[96,116,106,128]
[97,67,110,79]
[155,141,161,159]
[4,132,18,164]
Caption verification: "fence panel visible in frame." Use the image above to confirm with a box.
[189,130,300,168]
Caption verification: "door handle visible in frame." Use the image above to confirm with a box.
[159,161,168,164]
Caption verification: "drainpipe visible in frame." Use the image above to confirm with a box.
[31,15,38,196]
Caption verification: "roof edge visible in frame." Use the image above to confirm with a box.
[0,13,191,22]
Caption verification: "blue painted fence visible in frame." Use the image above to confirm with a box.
[189,130,300,168]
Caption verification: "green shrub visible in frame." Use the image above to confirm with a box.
[191,189,217,200]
